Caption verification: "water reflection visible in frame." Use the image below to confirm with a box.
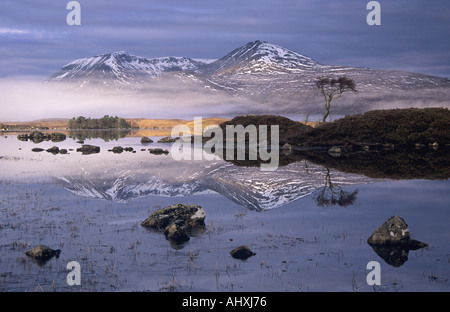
[369,244,422,267]
[3,134,450,211]
[315,167,359,207]
[68,129,130,142]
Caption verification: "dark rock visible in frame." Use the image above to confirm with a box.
[230,245,256,260]
[140,137,153,144]
[76,140,85,144]
[124,147,134,152]
[157,136,178,143]
[25,245,61,266]
[46,146,60,154]
[59,149,68,154]
[110,146,124,154]
[368,215,411,245]
[76,144,100,155]
[367,216,428,266]
[141,204,206,245]
[149,148,169,155]
[164,223,190,244]
[31,148,44,152]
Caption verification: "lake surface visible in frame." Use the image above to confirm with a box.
[0,134,449,292]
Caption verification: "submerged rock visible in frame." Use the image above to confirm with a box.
[164,223,190,244]
[76,144,100,155]
[46,146,60,154]
[230,245,256,260]
[157,136,178,143]
[149,148,169,155]
[25,245,61,266]
[141,204,206,245]
[110,146,124,154]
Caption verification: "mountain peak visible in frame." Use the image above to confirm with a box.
[201,40,320,76]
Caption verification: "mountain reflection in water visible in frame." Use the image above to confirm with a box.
[56,158,371,211]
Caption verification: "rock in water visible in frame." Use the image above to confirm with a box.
[25,245,61,266]
[76,144,100,155]
[230,246,256,260]
[140,137,153,144]
[46,146,60,154]
[149,148,169,155]
[141,204,206,245]
[157,136,178,143]
[164,223,190,244]
[367,215,428,248]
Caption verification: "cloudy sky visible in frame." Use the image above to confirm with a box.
[1,0,449,79]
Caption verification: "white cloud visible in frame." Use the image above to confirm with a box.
[0,28,30,35]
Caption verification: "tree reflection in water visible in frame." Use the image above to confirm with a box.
[315,167,358,207]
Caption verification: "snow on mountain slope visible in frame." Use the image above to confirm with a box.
[201,40,321,76]
[47,51,207,90]
[45,40,450,114]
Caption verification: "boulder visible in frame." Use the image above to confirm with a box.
[25,245,61,266]
[124,147,134,152]
[31,148,44,152]
[59,149,68,154]
[76,144,100,155]
[110,146,124,154]
[141,204,206,245]
[157,136,178,143]
[164,223,190,244]
[140,137,153,144]
[149,148,169,155]
[367,215,428,248]
[230,245,256,260]
[46,146,60,154]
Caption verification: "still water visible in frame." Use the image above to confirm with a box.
[0,133,448,291]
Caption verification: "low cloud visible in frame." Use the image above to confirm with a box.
[0,76,250,121]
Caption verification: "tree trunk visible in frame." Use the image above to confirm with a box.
[322,98,331,122]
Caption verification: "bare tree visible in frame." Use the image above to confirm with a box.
[315,76,357,122]
[315,168,359,207]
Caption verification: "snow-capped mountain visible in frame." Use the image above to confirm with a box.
[47,51,208,90]
[200,40,321,76]
[46,40,450,115]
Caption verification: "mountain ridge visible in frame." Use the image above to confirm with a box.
[45,40,450,116]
